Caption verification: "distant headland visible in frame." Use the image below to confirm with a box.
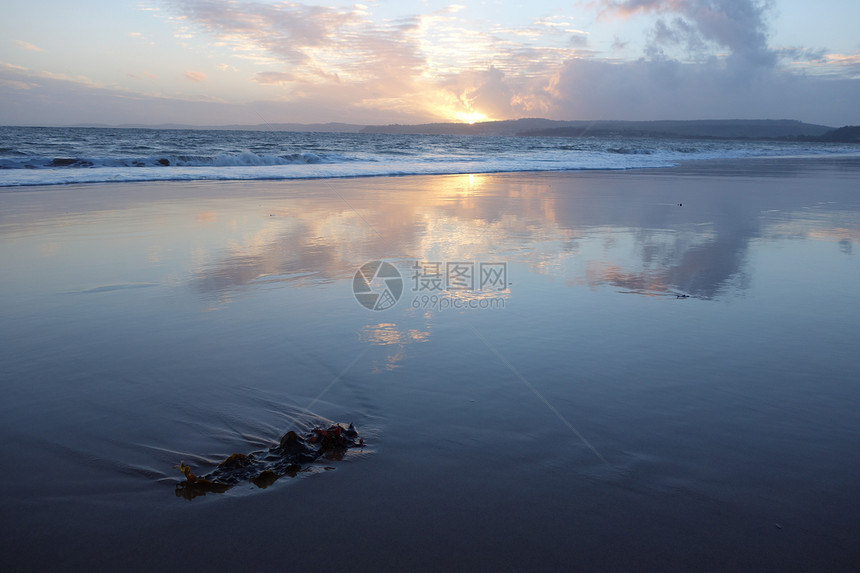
[59,119,860,142]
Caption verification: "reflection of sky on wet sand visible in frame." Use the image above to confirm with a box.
[172,166,857,307]
[2,162,858,313]
[2,161,860,571]
[1,162,856,378]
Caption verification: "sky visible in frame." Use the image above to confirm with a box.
[1,0,859,127]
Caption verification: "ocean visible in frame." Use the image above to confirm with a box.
[1,125,858,187]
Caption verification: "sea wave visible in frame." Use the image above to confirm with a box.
[0,151,343,171]
[0,157,679,187]
[1,127,858,187]
[606,146,653,155]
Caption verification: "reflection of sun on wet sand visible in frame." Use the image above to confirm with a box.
[360,323,430,371]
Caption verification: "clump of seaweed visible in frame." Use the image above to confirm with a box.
[175,423,363,500]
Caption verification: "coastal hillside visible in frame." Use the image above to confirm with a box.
[65,118,857,141]
[361,118,835,139]
[818,125,860,142]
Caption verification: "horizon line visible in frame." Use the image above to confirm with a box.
[1,117,844,131]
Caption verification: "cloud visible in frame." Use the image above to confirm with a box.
[814,53,860,79]
[1,78,38,90]
[14,40,45,52]
[173,1,373,67]
[777,47,828,64]
[252,71,294,85]
[168,0,582,120]
[0,63,104,89]
[547,56,859,125]
[2,44,858,127]
[164,0,852,124]
[128,71,158,81]
[774,47,860,78]
[0,63,254,126]
[569,33,589,49]
[184,70,207,82]
[601,0,775,68]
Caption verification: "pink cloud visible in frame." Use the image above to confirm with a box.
[14,40,45,52]
[184,71,207,82]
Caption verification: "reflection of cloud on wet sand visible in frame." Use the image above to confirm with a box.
[766,220,860,255]
[584,228,751,299]
[190,175,579,300]
[585,236,750,299]
[188,171,858,305]
[196,210,217,224]
[586,261,671,297]
[193,205,374,298]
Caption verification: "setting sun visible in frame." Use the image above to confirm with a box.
[454,111,488,125]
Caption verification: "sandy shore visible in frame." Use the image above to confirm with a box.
[2,157,859,571]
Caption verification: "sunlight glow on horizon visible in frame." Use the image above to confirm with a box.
[454,111,489,125]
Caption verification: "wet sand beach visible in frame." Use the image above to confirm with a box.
[1,157,859,571]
